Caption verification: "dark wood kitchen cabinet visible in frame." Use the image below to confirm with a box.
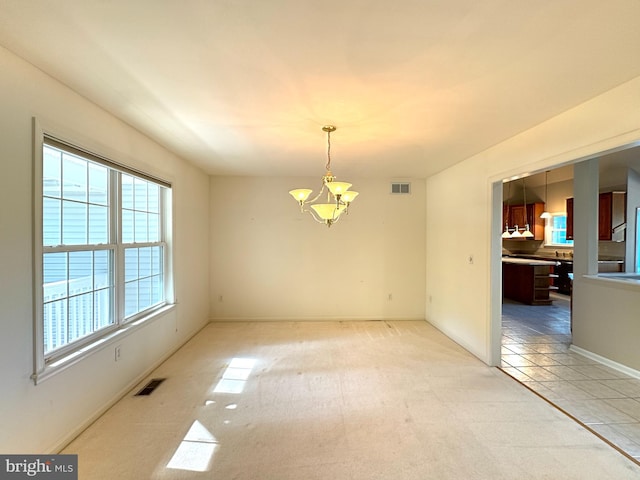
[566,198,573,240]
[503,259,556,305]
[566,192,625,241]
[502,202,546,240]
[528,203,546,240]
[598,192,613,240]
[509,204,526,227]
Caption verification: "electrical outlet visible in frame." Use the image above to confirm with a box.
[115,345,121,362]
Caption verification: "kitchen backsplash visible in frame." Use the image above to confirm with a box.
[598,241,626,260]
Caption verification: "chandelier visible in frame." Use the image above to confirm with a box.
[289,125,359,227]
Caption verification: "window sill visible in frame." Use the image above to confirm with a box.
[32,304,175,385]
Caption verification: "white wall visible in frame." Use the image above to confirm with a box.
[427,75,640,365]
[569,160,640,372]
[510,180,572,214]
[545,179,574,215]
[0,46,210,453]
[210,176,426,321]
[573,278,640,371]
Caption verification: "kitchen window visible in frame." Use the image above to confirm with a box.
[545,213,574,247]
[35,134,172,381]
[636,208,640,273]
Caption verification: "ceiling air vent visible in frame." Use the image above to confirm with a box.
[135,378,166,396]
[391,182,411,194]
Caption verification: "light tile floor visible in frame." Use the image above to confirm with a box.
[501,293,640,464]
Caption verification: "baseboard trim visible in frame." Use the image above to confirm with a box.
[425,319,488,364]
[208,316,426,322]
[570,344,640,380]
[48,321,209,454]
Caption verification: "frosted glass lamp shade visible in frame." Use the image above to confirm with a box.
[326,182,352,196]
[510,226,522,238]
[341,191,359,203]
[501,225,512,238]
[289,189,313,203]
[540,211,552,219]
[522,224,534,238]
[311,203,346,220]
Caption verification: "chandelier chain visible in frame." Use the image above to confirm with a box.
[325,129,331,171]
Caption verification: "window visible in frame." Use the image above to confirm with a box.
[636,208,640,273]
[121,175,164,318]
[545,213,574,246]
[37,136,172,374]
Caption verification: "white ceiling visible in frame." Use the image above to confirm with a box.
[1,0,639,178]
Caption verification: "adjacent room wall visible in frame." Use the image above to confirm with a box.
[209,176,426,321]
[572,278,640,371]
[426,75,640,365]
[0,46,211,453]
[571,160,640,372]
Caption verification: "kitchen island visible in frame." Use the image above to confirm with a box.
[502,257,559,305]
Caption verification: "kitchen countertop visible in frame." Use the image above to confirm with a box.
[504,254,571,262]
[503,254,624,265]
[501,257,559,266]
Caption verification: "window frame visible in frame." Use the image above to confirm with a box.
[118,173,168,322]
[32,120,174,383]
[544,212,574,247]
[636,207,640,273]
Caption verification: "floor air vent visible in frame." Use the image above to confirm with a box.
[135,378,166,396]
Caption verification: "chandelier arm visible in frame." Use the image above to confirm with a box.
[304,202,342,226]
[304,182,327,205]
[306,208,329,224]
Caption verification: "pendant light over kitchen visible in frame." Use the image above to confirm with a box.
[502,181,514,238]
[521,177,534,238]
[502,177,533,238]
[540,170,552,220]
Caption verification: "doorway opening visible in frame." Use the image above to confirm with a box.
[499,166,575,368]
[493,143,640,462]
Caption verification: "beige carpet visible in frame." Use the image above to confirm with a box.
[63,321,640,479]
